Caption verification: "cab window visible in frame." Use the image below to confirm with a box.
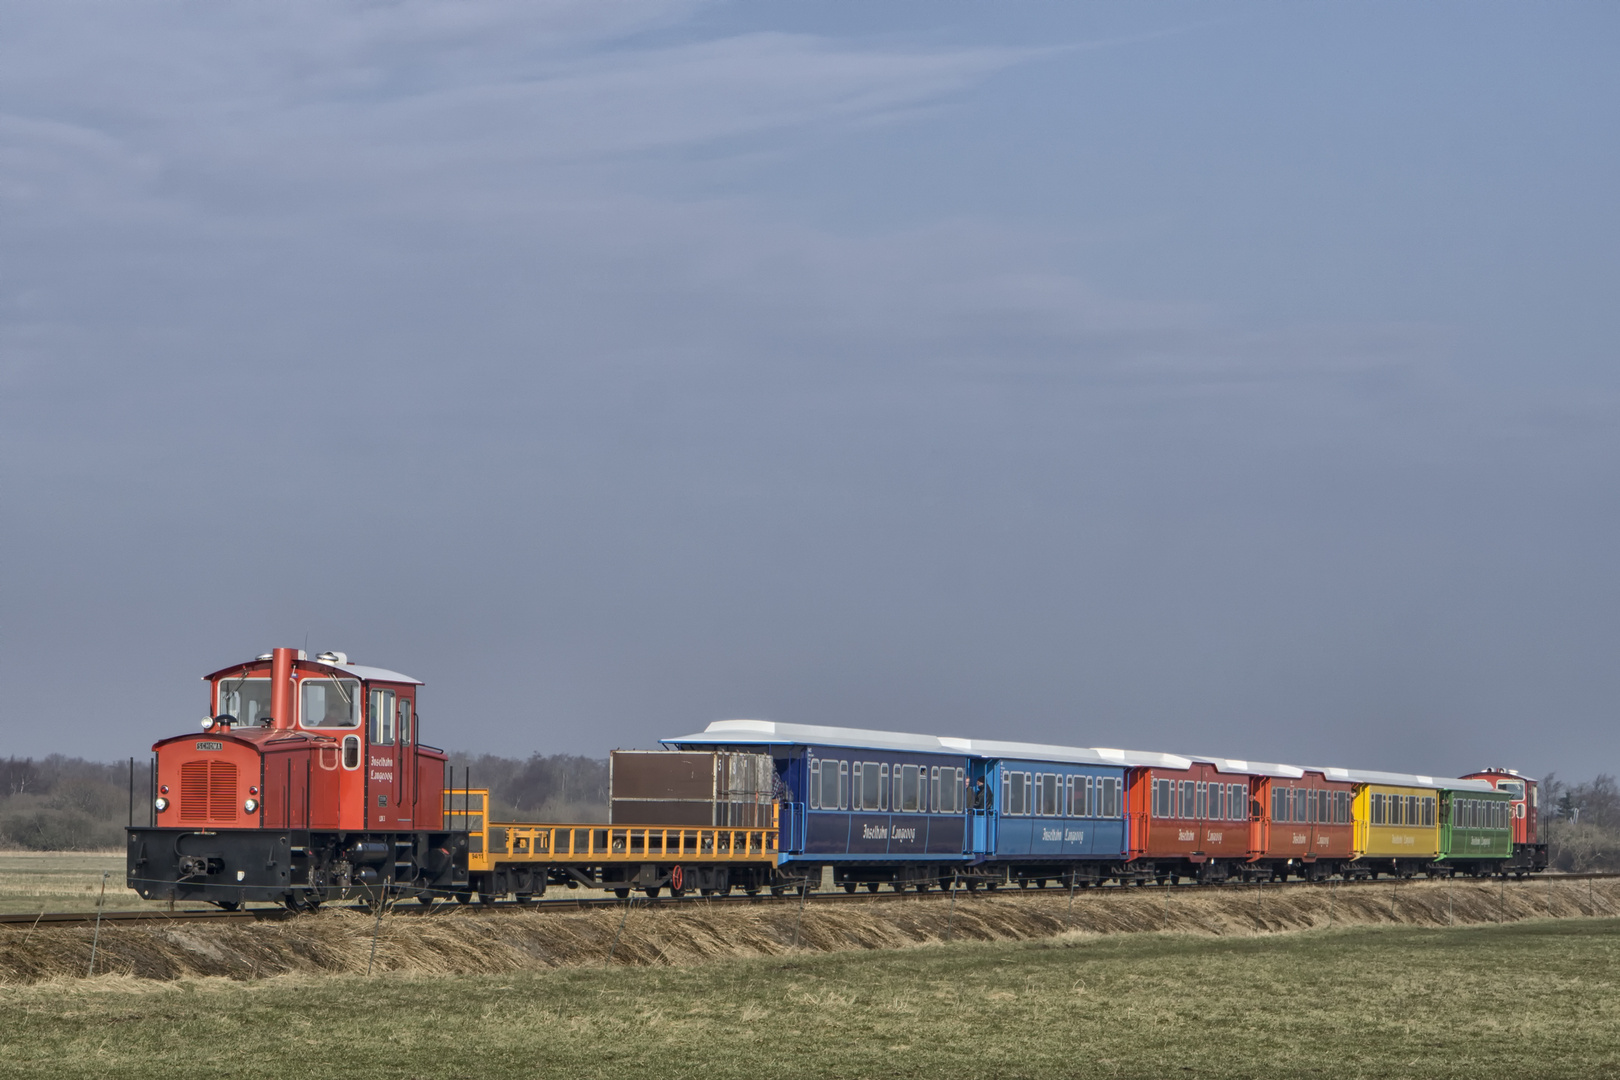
[300,678,360,728]
[369,689,396,745]
[217,678,272,725]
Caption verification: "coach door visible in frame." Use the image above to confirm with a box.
[366,688,405,828]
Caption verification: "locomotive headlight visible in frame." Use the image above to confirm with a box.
[154,797,169,812]
[243,798,259,813]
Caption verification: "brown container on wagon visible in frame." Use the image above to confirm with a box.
[609,750,776,828]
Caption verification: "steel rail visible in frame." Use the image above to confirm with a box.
[5,871,1615,928]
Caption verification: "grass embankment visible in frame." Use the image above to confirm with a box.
[5,875,1620,983]
[1,919,1616,1079]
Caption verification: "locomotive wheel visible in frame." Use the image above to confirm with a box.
[454,891,472,905]
[416,892,436,906]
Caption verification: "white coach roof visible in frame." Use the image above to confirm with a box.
[1185,754,1304,779]
[1311,766,1498,793]
[669,720,1498,790]
[664,719,1192,769]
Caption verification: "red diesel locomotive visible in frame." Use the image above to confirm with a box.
[127,647,467,909]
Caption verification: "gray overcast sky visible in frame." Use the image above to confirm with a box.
[2,2,1616,780]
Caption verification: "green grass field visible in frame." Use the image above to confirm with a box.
[2,918,1616,1079]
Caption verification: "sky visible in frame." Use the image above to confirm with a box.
[2,1,1617,781]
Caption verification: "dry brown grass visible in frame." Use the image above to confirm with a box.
[3,874,1613,984]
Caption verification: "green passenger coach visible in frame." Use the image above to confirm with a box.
[1439,788,1513,872]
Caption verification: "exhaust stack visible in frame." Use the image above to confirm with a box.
[269,647,296,731]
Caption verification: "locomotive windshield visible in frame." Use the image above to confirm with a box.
[300,678,360,728]
[217,678,272,725]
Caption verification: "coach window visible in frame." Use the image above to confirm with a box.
[817,760,841,810]
[301,678,360,729]
[857,762,882,811]
[398,699,412,744]
[807,759,820,809]
[900,765,921,813]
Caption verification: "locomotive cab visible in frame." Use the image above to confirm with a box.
[129,647,463,910]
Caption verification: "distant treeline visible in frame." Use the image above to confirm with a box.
[445,752,610,824]
[0,756,151,850]
[1540,774,1620,872]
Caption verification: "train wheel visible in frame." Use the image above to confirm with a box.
[214,900,242,912]
[454,891,472,905]
[644,887,661,898]
[865,882,880,893]
[416,892,435,906]
[614,888,630,899]
[843,883,857,894]
[966,880,979,892]
[719,884,734,897]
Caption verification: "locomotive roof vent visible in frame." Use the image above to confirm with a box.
[315,651,350,665]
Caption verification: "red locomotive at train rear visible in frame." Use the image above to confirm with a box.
[128,647,467,909]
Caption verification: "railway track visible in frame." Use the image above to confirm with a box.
[8,871,1617,929]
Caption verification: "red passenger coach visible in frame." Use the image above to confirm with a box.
[1258,768,1358,878]
[1126,757,1253,882]
[128,648,466,910]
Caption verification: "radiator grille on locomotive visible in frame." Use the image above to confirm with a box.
[179,761,238,822]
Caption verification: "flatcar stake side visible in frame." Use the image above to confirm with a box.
[128,648,1548,912]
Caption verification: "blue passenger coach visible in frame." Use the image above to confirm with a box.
[965,742,1182,883]
[988,757,1127,863]
[665,720,975,890]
